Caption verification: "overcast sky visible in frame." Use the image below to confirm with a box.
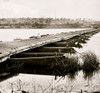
[0,0,100,20]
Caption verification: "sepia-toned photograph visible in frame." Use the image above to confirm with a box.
[0,0,100,93]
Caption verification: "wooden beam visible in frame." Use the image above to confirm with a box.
[30,47,76,53]
[8,56,64,66]
[20,52,64,57]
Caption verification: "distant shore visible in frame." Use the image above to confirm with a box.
[0,18,95,29]
[0,26,88,29]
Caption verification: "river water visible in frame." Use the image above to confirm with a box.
[0,28,87,41]
[0,29,100,93]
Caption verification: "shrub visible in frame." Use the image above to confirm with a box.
[53,54,79,78]
[81,51,99,79]
[82,51,99,72]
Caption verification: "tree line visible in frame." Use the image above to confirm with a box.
[0,18,98,28]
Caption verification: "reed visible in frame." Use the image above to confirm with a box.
[82,51,99,72]
[81,51,99,79]
[64,54,79,79]
[65,54,79,72]
[53,54,79,78]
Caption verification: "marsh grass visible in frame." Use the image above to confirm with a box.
[67,71,78,80]
[65,54,79,72]
[53,54,79,79]
[64,54,79,79]
[82,51,99,79]
[82,51,99,71]
[83,70,97,79]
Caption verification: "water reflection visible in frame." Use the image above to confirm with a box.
[83,70,98,80]
[67,71,78,80]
